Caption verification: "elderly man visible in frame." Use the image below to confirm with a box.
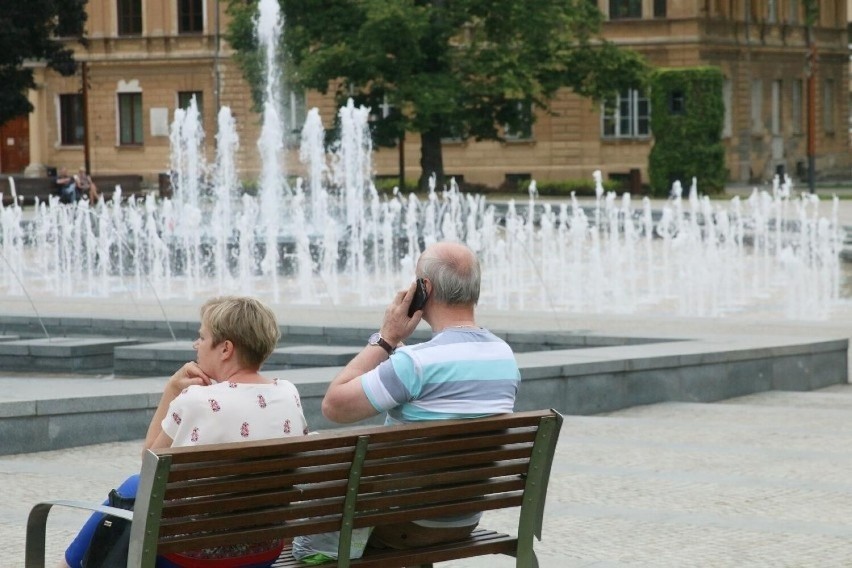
[322,240,520,549]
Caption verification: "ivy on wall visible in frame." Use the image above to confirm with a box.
[648,67,726,196]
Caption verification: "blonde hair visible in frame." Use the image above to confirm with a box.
[200,296,280,368]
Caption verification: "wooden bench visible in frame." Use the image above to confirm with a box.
[0,175,145,207]
[26,409,563,567]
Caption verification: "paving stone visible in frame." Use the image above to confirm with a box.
[7,387,852,566]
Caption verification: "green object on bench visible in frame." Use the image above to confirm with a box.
[25,409,563,568]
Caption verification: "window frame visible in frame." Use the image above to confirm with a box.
[118,92,144,146]
[285,90,307,140]
[178,0,204,34]
[609,0,642,20]
[722,79,733,138]
[791,79,803,135]
[823,78,835,134]
[503,101,534,141]
[59,93,85,146]
[178,91,203,118]
[750,79,763,134]
[601,89,651,140]
[117,0,142,36]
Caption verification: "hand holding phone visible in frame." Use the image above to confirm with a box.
[407,278,428,317]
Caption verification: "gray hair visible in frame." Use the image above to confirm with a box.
[418,245,481,305]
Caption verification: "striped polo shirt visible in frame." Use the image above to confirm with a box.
[361,327,520,426]
[360,327,520,527]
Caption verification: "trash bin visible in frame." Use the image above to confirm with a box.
[158,172,173,199]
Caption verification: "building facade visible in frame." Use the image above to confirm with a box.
[12,0,851,189]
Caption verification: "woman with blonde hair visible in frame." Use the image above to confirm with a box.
[64,296,308,567]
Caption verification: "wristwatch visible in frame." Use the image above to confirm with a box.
[368,332,395,356]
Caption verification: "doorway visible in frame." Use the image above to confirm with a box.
[0,115,30,174]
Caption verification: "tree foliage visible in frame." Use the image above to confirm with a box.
[0,0,87,126]
[228,0,648,189]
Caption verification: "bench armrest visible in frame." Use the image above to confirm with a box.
[25,499,134,568]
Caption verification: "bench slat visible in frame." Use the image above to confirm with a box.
[161,480,349,518]
[271,529,517,568]
[363,428,537,460]
[163,464,351,499]
[358,461,529,493]
[167,447,360,482]
[360,444,533,477]
[353,493,525,528]
[157,410,548,464]
[356,477,527,512]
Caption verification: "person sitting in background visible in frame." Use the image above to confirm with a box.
[73,166,99,202]
[63,295,308,568]
[54,167,77,204]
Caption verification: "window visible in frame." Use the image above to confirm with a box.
[722,79,732,138]
[117,0,142,35]
[750,80,763,133]
[285,90,307,138]
[787,0,798,23]
[791,80,802,134]
[118,92,143,145]
[654,0,667,18]
[609,0,641,19]
[59,94,85,145]
[602,89,650,138]
[504,102,533,140]
[823,79,835,133]
[178,0,204,34]
[771,80,782,135]
[178,91,203,116]
[668,90,685,115]
[767,0,777,23]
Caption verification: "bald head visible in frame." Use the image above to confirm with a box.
[417,242,481,305]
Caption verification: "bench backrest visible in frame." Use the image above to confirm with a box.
[129,409,563,566]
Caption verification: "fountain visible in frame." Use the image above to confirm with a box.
[0,0,846,322]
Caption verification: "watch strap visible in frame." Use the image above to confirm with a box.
[369,333,395,355]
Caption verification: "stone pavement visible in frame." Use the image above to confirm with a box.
[1,188,851,565]
[5,384,852,566]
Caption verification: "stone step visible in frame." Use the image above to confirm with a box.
[0,337,138,373]
[113,342,362,376]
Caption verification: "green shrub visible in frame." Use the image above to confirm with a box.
[648,67,726,196]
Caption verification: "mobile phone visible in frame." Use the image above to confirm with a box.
[408,278,428,317]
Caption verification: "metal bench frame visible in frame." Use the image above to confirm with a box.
[26,409,563,568]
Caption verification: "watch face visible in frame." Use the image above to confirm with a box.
[368,332,381,345]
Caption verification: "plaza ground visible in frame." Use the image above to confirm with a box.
[1,186,851,566]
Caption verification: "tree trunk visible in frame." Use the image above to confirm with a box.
[418,128,445,192]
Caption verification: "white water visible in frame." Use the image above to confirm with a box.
[0,0,846,322]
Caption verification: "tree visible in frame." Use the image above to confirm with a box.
[228,0,648,190]
[0,0,87,126]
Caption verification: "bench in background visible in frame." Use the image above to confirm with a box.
[26,409,563,568]
[0,175,145,207]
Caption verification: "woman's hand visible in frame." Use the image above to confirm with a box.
[166,361,214,394]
